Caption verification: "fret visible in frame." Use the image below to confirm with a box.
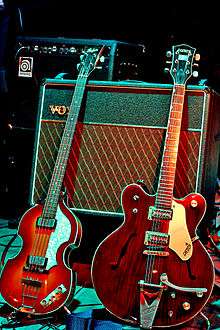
[160,170,176,175]
[157,190,173,195]
[169,109,183,113]
[156,195,172,200]
[160,179,173,183]
[158,180,173,186]
[157,199,172,204]
[163,160,176,164]
[157,193,173,198]
[172,102,184,106]
[157,186,173,191]
[163,154,178,159]
[155,200,172,206]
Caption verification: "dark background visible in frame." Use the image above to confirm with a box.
[1,1,220,222]
[3,1,220,86]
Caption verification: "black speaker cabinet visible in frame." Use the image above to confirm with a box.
[30,79,220,224]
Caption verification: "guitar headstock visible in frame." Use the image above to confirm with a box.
[77,47,105,76]
[165,44,200,85]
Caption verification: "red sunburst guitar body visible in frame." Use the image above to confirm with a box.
[0,201,82,314]
[91,44,215,328]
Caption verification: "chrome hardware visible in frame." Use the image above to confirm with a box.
[192,71,199,78]
[195,53,200,61]
[133,195,140,201]
[168,310,174,318]
[182,302,191,310]
[139,280,164,329]
[132,208,138,214]
[145,231,169,246]
[148,206,172,220]
[160,273,207,295]
[40,284,66,307]
[170,292,176,299]
[190,199,198,208]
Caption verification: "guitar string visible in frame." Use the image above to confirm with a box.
[23,52,98,308]
[145,85,185,285]
[32,65,87,260]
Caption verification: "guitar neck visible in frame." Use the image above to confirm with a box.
[155,84,185,209]
[42,71,89,219]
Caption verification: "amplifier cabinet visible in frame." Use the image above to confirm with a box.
[15,37,146,81]
[29,79,220,219]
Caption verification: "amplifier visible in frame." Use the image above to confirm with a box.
[29,79,220,221]
[15,36,146,81]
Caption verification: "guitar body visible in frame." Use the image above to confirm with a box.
[92,183,214,327]
[0,200,82,314]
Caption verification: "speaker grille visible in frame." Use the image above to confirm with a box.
[32,121,200,213]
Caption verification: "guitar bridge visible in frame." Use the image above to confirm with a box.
[22,277,42,288]
[138,280,164,329]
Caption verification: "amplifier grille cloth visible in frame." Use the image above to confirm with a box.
[33,121,199,213]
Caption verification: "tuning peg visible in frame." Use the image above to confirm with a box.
[164,67,170,74]
[166,60,172,65]
[99,56,105,63]
[194,53,200,61]
[193,71,199,78]
[166,50,172,58]
[193,63,199,68]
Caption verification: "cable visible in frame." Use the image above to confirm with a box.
[200,312,211,330]
[0,234,18,268]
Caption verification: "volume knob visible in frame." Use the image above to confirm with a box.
[182,302,191,311]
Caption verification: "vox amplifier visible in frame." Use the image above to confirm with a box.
[29,79,220,221]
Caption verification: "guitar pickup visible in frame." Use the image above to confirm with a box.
[24,255,48,272]
[145,231,170,246]
[36,217,57,229]
[148,206,173,220]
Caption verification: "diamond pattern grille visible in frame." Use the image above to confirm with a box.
[32,121,200,213]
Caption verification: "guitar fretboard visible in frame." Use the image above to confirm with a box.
[155,84,185,210]
[42,70,90,220]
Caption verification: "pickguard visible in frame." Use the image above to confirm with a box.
[45,205,71,270]
[168,200,193,260]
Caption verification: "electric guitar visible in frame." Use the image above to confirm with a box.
[0,47,103,315]
[91,44,215,328]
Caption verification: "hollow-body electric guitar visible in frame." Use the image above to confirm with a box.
[91,44,215,328]
[0,48,103,315]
